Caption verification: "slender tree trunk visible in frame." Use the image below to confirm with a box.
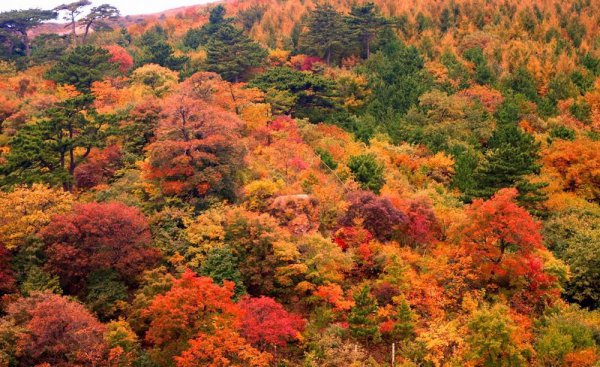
[20,31,30,57]
[70,13,77,45]
[83,22,92,43]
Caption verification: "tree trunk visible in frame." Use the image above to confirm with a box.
[70,13,77,45]
[83,22,92,43]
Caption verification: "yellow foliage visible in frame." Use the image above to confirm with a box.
[0,184,73,249]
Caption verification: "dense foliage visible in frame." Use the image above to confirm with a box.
[0,0,598,366]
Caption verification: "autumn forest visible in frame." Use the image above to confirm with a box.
[0,0,598,365]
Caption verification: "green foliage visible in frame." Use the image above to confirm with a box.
[569,99,592,123]
[0,8,57,60]
[200,245,246,298]
[302,3,353,65]
[346,2,387,58]
[204,22,266,82]
[250,66,339,122]
[348,285,380,343]
[45,45,115,92]
[469,124,547,207]
[543,207,600,308]
[29,34,69,64]
[362,29,432,127]
[466,304,528,366]
[20,266,62,296]
[392,299,416,341]
[316,148,338,170]
[348,153,386,194]
[85,269,128,321]
[548,126,576,142]
[463,47,495,85]
[1,95,116,190]
[535,306,598,365]
[502,67,538,101]
[136,26,188,71]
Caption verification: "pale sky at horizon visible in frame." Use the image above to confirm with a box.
[0,0,216,16]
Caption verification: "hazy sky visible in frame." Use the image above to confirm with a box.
[0,0,215,16]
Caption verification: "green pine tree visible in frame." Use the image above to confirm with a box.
[205,23,267,82]
[392,299,416,341]
[469,124,548,207]
[348,285,381,343]
[346,2,387,58]
[302,3,352,65]
[0,95,115,191]
[45,45,115,92]
[348,153,386,194]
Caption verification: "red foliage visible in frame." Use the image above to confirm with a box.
[404,198,440,246]
[74,145,122,189]
[7,293,108,367]
[104,45,134,73]
[455,189,558,311]
[339,191,407,241]
[333,226,373,251]
[239,296,305,348]
[0,245,16,295]
[175,328,272,367]
[145,94,245,198]
[289,55,323,71]
[143,270,241,364]
[42,202,159,293]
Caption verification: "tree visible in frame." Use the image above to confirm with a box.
[469,124,547,207]
[42,201,160,293]
[80,4,120,43]
[239,296,305,349]
[104,320,141,367]
[145,94,245,200]
[0,9,57,56]
[142,270,244,366]
[463,47,495,85]
[391,299,415,341]
[346,2,387,58]
[543,206,600,308]
[200,246,246,297]
[339,191,407,242]
[137,26,188,71]
[302,3,352,65]
[249,66,339,122]
[347,153,385,193]
[362,29,432,125]
[0,245,16,295]
[348,285,380,343]
[46,45,115,92]
[1,95,116,191]
[455,189,559,311]
[175,328,272,367]
[203,6,266,82]
[54,1,91,44]
[0,184,72,250]
[104,44,133,73]
[5,292,108,367]
[466,304,528,366]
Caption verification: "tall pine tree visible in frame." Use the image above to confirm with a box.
[346,2,387,58]
[204,6,266,82]
[348,285,380,343]
[468,124,547,207]
[302,3,352,65]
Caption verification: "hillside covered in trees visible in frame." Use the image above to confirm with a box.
[0,0,599,365]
